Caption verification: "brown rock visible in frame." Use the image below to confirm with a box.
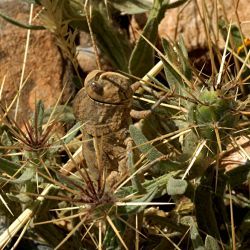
[0,1,63,124]
[77,31,112,73]
[159,0,250,50]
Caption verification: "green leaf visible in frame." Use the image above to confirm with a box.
[112,0,153,14]
[205,235,220,250]
[167,177,188,195]
[0,11,45,30]
[39,1,131,71]
[63,122,82,144]
[123,187,158,214]
[10,167,35,184]
[194,168,221,240]
[89,7,131,71]
[1,131,20,163]
[190,222,205,250]
[127,142,145,193]
[117,171,181,200]
[35,185,82,249]
[129,125,163,161]
[103,218,125,249]
[129,0,168,77]
[44,105,75,123]
[34,100,45,133]
[218,19,243,49]
[162,39,183,90]
[129,125,182,174]
[1,131,12,146]
[0,157,20,176]
[56,172,83,191]
[128,0,188,76]
[176,36,192,80]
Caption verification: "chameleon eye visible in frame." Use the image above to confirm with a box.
[90,81,103,96]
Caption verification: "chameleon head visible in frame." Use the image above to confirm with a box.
[85,70,133,104]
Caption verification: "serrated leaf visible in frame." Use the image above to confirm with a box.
[167,177,188,195]
[1,131,12,146]
[10,193,32,204]
[1,131,20,164]
[117,171,181,200]
[56,172,83,190]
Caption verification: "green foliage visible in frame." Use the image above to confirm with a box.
[129,1,189,77]
[84,6,131,72]
[0,11,44,30]
[129,0,168,77]
[129,124,163,161]
[112,0,153,14]
[218,19,243,49]
[190,221,205,250]
[167,177,188,195]
[0,2,249,249]
[0,158,20,176]
[129,124,182,174]
[194,168,221,239]
[205,235,221,250]
[162,37,193,95]
[189,89,239,146]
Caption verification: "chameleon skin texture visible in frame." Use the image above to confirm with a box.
[73,70,133,176]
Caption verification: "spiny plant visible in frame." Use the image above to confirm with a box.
[0,0,250,249]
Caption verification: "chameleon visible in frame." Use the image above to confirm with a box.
[73,70,134,183]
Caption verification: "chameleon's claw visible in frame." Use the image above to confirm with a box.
[130,93,169,120]
[130,109,152,120]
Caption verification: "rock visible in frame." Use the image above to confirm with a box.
[159,0,250,50]
[77,31,112,73]
[0,1,64,124]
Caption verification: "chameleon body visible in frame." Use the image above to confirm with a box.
[73,70,133,177]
